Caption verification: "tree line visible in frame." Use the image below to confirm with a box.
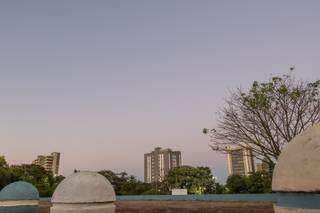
[98,166,272,195]
[0,155,271,196]
[0,156,64,197]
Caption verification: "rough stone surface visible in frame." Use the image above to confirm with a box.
[52,171,115,204]
[50,203,115,213]
[272,124,320,192]
[51,171,116,213]
[0,181,39,200]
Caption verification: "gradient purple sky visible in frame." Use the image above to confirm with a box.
[0,0,319,183]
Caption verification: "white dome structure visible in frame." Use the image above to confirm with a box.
[51,171,116,213]
[273,124,320,192]
[272,124,320,213]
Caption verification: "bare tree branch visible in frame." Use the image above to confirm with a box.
[205,75,320,168]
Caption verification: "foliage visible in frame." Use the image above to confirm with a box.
[10,164,56,197]
[119,176,152,195]
[2,156,272,196]
[162,166,216,194]
[53,175,65,187]
[246,171,272,193]
[141,182,169,195]
[204,74,320,169]
[0,157,11,190]
[213,182,225,194]
[225,172,272,193]
[98,170,152,195]
[0,157,64,197]
[0,156,271,196]
[225,174,248,193]
[99,168,222,195]
[0,156,8,167]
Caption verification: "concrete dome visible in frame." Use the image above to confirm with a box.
[272,124,320,192]
[0,181,39,200]
[52,171,115,204]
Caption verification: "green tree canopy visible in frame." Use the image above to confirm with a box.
[225,174,248,194]
[163,166,216,194]
[0,157,11,189]
[225,171,272,194]
[10,164,56,196]
[0,156,8,168]
[98,170,152,195]
[0,160,64,197]
[246,171,272,193]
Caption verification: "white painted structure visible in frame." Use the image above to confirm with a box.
[227,147,255,176]
[272,124,320,213]
[171,189,188,195]
[51,171,116,213]
[146,155,152,183]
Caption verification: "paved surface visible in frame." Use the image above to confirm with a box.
[38,201,274,213]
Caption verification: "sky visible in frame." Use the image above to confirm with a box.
[0,0,319,183]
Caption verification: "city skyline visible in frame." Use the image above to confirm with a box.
[1,0,320,183]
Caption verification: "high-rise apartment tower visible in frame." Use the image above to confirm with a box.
[33,152,60,176]
[227,147,254,176]
[144,147,181,183]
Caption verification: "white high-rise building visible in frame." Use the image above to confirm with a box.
[227,147,254,176]
[144,147,182,183]
[33,152,60,176]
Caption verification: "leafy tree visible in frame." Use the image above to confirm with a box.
[163,166,215,194]
[98,170,127,194]
[0,167,11,190]
[0,157,11,190]
[0,158,64,196]
[10,164,56,197]
[119,176,152,195]
[0,156,8,167]
[141,182,168,195]
[246,171,272,193]
[204,75,320,170]
[53,175,65,186]
[225,172,272,194]
[225,174,248,193]
[98,170,152,195]
[214,182,225,194]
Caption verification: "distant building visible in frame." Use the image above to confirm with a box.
[144,147,181,183]
[227,147,254,176]
[33,152,60,176]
